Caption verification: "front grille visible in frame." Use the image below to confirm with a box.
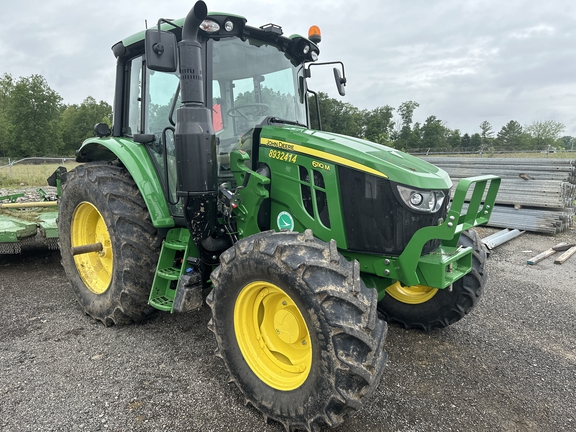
[338,166,448,256]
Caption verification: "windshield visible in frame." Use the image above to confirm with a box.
[211,36,307,152]
[139,34,307,210]
[141,36,307,141]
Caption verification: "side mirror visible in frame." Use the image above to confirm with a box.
[145,29,177,72]
[333,67,346,96]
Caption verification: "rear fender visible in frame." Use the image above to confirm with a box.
[75,137,174,228]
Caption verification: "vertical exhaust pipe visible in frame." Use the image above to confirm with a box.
[174,1,218,243]
[179,0,207,105]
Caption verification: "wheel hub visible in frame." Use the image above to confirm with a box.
[274,309,301,344]
[386,281,438,304]
[234,281,312,390]
[71,202,113,295]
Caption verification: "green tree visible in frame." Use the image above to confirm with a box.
[447,129,461,149]
[362,105,395,145]
[470,133,482,151]
[407,122,422,149]
[60,96,112,154]
[479,119,494,139]
[308,92,363,138]
[560,135,574,151]
[524,120,565,150]
[479,120,495,153]
[330,100,363,138]
[496,120,526,149]
[398,101,419,128]
[395,101,419,149]
[420,116,448,149]
[460,133,471,150]
[4,74,63,157]
[0,73,15,156]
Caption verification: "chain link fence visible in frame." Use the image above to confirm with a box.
[0,157,76,177]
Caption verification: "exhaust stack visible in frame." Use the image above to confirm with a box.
[179,0,207,105]
[174,0,218,243]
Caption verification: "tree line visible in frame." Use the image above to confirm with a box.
[0,73,572,158]
[0,73,111,158]
[309,93,573,153]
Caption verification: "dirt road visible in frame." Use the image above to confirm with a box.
[1,228,575,431]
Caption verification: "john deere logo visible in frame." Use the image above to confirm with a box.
[277,211,294,231]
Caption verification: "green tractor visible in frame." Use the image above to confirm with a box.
[58,2,500,430]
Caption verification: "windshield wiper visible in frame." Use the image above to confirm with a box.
[265,116,302,126]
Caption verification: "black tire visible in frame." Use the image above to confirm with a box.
[58,161,161,326]
[378,229,487,331]
[207,230,388,431]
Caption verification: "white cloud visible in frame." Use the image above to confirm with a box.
[510,24,555,39]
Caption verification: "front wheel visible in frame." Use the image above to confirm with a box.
[207,230,388,431]
[378,229,487,331]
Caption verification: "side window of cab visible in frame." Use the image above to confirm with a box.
[124,55,143,136]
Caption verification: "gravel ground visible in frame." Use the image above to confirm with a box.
[0,226,575,431]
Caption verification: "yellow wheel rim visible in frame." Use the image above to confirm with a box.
[71,202,113,295]
[234,281,312,391]
[386,281,438,304]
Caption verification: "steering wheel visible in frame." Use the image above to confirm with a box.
[226,103,270,120]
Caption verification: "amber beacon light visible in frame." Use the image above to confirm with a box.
[308,25,321,43]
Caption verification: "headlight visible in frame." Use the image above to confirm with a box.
[396,185,446,213]
[201,19,220,33]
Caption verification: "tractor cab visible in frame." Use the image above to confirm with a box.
[106,12,326,211]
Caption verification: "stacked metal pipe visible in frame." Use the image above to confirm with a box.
[421,157,576,234]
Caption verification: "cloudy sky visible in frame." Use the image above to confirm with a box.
[2,0,575,136]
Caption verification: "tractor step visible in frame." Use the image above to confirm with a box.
[156,266,181,280]
[148,228,200,312]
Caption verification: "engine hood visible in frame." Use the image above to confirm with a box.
[259,125,452,190]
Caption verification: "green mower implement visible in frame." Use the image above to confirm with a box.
[57,2,500,430]
[0,191,60,254]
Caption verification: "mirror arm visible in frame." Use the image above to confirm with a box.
[153,19,180,55]
[306,60,347,96]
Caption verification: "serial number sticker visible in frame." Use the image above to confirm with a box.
[268,148,298,163]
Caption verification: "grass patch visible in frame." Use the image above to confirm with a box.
[0,162,78,188]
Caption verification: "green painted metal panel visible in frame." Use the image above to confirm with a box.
[78,137,174,228]
[37,211,59,239]
[259,125,453,190]
[229,151,270,238]
[257,134,348,248]
[0,216,37,243]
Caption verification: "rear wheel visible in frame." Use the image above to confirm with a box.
[208,230,388,431]
[58,161,161,326]
[378,229,487,331]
